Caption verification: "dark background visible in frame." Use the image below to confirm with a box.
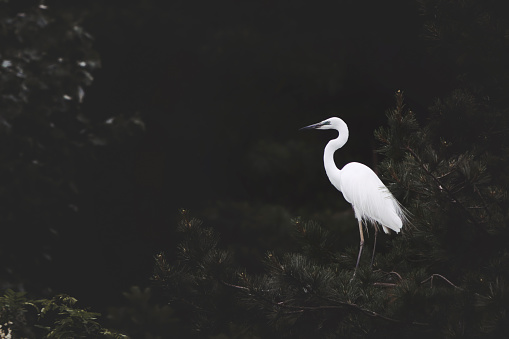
[2,0,460,315]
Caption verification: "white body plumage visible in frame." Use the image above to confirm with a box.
[302,117,404,233]
[337,162,403,234]
[301,117,405,273]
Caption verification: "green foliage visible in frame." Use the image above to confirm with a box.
[155,83,509,337]
[155,212,426,338]
[150,2,508,336]
[153,212,240,336]
[0,1,98,267]
[0,289,125,338]
[106,286,182,339]
[375,91,509,336]
[376,90,508,270]
[0,0,144,286]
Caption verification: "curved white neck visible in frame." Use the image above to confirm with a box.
[323,123,349,190]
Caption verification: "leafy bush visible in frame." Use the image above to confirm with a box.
[0,289,125,338]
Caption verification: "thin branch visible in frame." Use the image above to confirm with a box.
[221,280,428,327]
[221,281,250,291]
[473,184,491,219]
[421,274,464,291]
[372,269,403,281]
[276,299,428,326]
[373,282,397,287]
[436,169,455,180]
[390,271,403,281]
[450,181,467,195]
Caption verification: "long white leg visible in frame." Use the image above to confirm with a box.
[370,225,378,267]
[352,220,365,280]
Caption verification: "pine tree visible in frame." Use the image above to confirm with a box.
[154,88,509,337]
[153,0,509,337]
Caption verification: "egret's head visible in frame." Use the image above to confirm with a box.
[300,117,343,131]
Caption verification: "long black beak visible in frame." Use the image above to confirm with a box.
[299,122,323,130]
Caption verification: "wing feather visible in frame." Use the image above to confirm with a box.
[339,162,405,233]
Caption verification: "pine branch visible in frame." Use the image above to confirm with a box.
[221,279,428,327]
[403,145,482,228]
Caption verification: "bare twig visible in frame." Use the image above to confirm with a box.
[221,281,250,291]
[373,269,403,281]
[421,274,463,290]
[390,271,403,281]
[473,184,491,219]
[436,169,455,180]
[374,282,397,287]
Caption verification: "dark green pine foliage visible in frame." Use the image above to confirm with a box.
[375,90,509,337]
[155,88,509,337]
[154,1,509,337]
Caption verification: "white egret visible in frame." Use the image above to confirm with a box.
[300,117,405,276]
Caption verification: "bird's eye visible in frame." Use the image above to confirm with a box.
[323,121,331,125]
